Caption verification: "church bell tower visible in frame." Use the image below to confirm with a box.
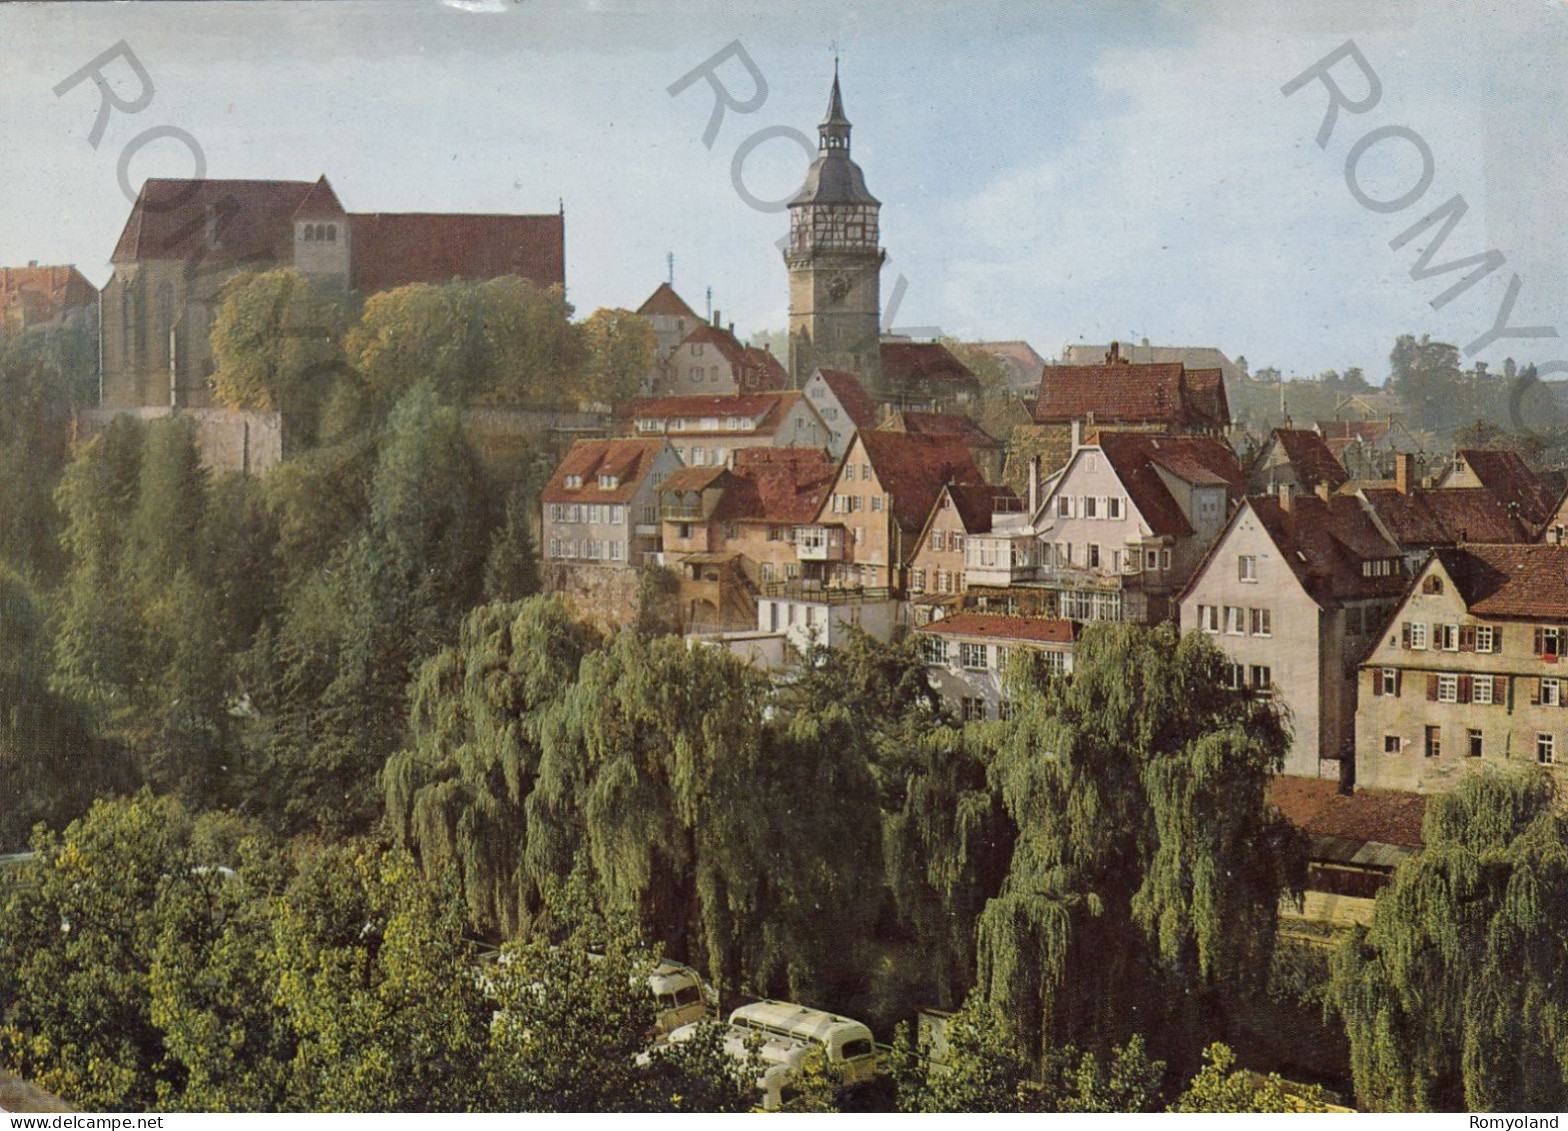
[785,64,884,394]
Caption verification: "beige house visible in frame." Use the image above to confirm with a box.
[1355,544,1568,793]
[623,392,829,468]
[541,437,681,625]
[915,612,1076,721]
[1179,492,1408,779]
[907,482,1021,599]
[1028,431,1242,625]
[801,368,878,458]
[799,430,986,593]
[658,318,787,397]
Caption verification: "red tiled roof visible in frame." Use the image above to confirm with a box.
[880,341,977,386]
[815,369,878,430]
[714,447,839,524]
[1361,487,1530,547]
[1437,544,1568,621]
[658,465,731,494]
[855,430,987,541]
[1452,448,1560,529]
[348,212,564,294]
[917,612,1077,645]
[1267,776,1427,849]
[971,340,1047,384]
[1035,359,1228,429]
[744,345,789,390]
[944,482,1019,535]
[541,438,669,504]
[1095,433,1243,538]
[1241,495,1406,603]
[1267,428,1348,492]
[637,282,699,319]
[292,175,346,220]
[879,410,1001,449]
[113,178,320,265]
[0,265,98,324]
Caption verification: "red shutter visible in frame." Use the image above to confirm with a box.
[1402,623,1413,649]
[1427,674,1440,701]
[1460,626,1476,652]
[1458,675,1472,704]
[1373,669,1385,696]
[1493,628,1503,653]
[1495,676,1507,705]
[1394,671,1403,698]
[1536,627,1546,656]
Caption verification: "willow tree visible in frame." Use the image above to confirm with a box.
[384,596,599,936]
[1329,769,1568,1112]
[523,632,881,1003]
[975,621,1304,1070]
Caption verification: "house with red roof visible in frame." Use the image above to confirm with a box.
[1354,454,1535,570]
[101,174,565,409]
[635,282,704,388]
[1179,491,1409,779]
[1026,431,1244,625]
[1031,343,1231,478]
[1435,447,1565,534]
[0,264,97,333]
[914,612,1077,721]
[1355,543,1568,793]
[878,340,981,414]
[878,409,1004,483]
[801,368,878,458]
[541,437,681,627]
[655,314,787,398]
[1247,427,1349,497]
[621,392,828,467]
[796,430,988,594]
[906,482,1022,601]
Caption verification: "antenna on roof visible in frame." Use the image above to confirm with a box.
[667,252,674,286]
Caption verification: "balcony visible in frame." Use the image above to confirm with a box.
[660,504,704,522]
[761,581,890,605]
[795,525,845,562]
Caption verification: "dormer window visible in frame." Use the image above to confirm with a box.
[726,417,740,431]
[564,474,583,489]
[599,473,618,489]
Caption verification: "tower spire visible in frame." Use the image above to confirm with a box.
[820,62,850,152]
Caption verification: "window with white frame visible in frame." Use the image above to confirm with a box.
[1201,604,1220,633]
[1542,678,1562,707]
[1088,544,1101,569]
[1407,622,1429,650]
[1161,549,1172,571]
[1223,663,1244,690]
[1473,677,1494,705]
[961,643,989,670]
[919,634,948,665]
[1439,623,1460,651]
[1250,608,1272,636]
[1238,555,1258,582]
[1438,674,1459,703]
[1540,733,1556,765]
[1107,497,1123,519]
[1083,496,1097,519]
[1249,665,1272,692]
[1384,734,1402,754]
[1475,625,1495,653]
[1225,606,1245,635]
[1058,495,1073,518]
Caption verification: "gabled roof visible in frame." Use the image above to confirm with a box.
[1360,487,1531,548]
[812,369,878,430]
[292,175,346,220]
[853,431,987,540]
[637,282,699,319]
[917,482,1020,546]
[658,465,732,494]
[970,340,1047,386]
[1267,776,1427,849]
[1317,420,1391,444]
[1231,495,1407,604]
[541,438,669,504]
[916,612,1077,646]
[1091,433,1243,538]
[879,410,1001,449]
[1262,428,1350,492]
[1034,356,1228,429]
[348,212,565,294]
[113,178,321,265]
[1434,544,1568,621]
[713,447,839,524]
[880,341,976,387]
[674,322,753,371]
[0,265,98,323]
[743,344,789,390]
[1450,448,1562,529]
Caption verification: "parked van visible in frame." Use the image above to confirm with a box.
[647,960,713,1036]
[667,1020,811,1111]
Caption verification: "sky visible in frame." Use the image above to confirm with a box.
[3,0,1568,381]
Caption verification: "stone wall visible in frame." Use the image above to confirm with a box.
[75,406,283,475]
[545,561,641,632]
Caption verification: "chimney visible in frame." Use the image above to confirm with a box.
[712,309,721,329]
[1071,419,1083,452]
[1395,452,1415,495]
[1028,456,1040,515]
[1277,483,1292,512]
[1107,340,1121,364]
[27,260,37,268]
[728,322,735,337]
